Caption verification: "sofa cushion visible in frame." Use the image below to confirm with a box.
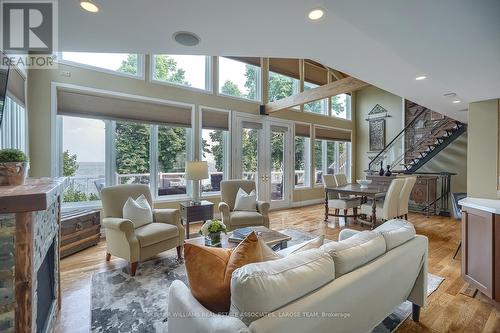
[278,235,325,257]
[230,248,334,325]
[135,222,178,247]
[122,194,153,228]
[230,211,264,226]
[374,219,416,250]
[321,230,386,277]
[184,232,276,313]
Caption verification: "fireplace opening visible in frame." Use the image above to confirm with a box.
[36,240,56,333]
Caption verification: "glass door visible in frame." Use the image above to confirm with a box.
[233,114,292,209]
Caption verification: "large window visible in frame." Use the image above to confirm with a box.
[294,123,311,188]
[268,71,300,102]
[157,125,190,197]
[201,108,229,195]
[304,81,328,115]
[331,93,351,120]
[61,116,106,203]
[60,52,143,77]
[218,57,261,101]
[115,121,151,185]
[152,55,210,91]
[0,96,27,152]
[314,126,352,185]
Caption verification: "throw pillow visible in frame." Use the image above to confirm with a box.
[279,235,325,257]
[233,188,257,211]
[184,231,277,313]
[122,194,153,228]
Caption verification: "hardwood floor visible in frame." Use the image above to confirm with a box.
[54,205,500,333]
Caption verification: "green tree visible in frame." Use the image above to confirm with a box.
[221,80,242,97]
[158,127,187,172]
[151,55,189,84]
[118,54,139,75]
[331,95,345,116]
[209,130,224,171]
[115,122,150,176]
[62,150,78,176]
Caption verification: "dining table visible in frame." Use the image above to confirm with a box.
[324,183,389,229]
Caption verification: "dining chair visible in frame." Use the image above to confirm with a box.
[323,174,361,220]
[398,176,417,219]
[451,192,467,259]
[360,178,405,223]
[334,173,348,186]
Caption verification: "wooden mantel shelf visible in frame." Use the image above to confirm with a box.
[0,177,68,213]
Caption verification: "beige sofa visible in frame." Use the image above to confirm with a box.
[101,184,185,276]
[168,219,428,333]
[219,180,270,231]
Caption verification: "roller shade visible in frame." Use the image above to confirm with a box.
[242,121,262,130]
[304,60,328,86]
[201,108,229,130]
[315,126,351,142]
[270,125,288,133]
[6,68,25,105]
[57,90,192,126]
[295,123,310,137]
[269,58,300,80]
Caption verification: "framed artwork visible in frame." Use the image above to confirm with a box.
[369,118,385,151]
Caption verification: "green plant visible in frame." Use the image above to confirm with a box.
[0,149,28,163]
[199,219,227,236]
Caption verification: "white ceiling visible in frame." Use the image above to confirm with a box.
[59,0,500,123]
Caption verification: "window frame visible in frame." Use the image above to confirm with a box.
[217,56,262,103]
[293,121,312,190]
[53,84,195,209]
[0,95,28,153]
[198,106,231,197]
[58,52,145,80]
[150,54,213,93]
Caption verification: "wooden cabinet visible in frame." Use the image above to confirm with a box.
[179,200,214,239]
[461,207,500,302]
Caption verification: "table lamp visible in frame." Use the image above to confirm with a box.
[185,160,209,204]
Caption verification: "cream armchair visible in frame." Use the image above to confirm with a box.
[218,180,270,231]
[101,184,185,276]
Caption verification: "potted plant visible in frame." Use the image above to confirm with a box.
[199,219,227,247]
[0,149,29,185]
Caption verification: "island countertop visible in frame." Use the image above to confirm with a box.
[458,197,500,214]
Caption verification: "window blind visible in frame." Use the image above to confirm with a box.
[295,123,311,137]
[57,90,192,127]
[315,126,351,142]
[6,68,26,105]
[201,108,229,131]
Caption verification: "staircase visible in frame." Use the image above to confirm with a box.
[368,101,467,173]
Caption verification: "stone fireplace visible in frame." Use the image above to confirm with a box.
[0,178,66,333]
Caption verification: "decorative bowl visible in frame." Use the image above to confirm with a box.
[356,179,372,189]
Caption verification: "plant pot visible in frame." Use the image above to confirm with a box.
[0,162,29,185]
[205,232,222,247]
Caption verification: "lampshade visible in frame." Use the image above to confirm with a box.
[185,161,209,180]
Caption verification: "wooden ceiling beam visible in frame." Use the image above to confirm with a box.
[263,76,369,114]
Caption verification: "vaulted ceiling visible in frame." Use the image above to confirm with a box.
[59,0,500,122]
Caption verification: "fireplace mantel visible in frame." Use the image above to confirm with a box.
[0,178,67,333]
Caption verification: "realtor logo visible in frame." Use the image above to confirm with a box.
[2,1,53,53]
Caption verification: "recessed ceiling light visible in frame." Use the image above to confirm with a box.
[80,0,99,13]
[452,100,461,104]
[308,8,325,21]
[173,31,200,46]
[415,75,427,81]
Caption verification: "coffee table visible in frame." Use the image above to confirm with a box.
[184,226,292,250]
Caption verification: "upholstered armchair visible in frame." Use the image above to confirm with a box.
[101,184,185,276]
[218,180,270,231]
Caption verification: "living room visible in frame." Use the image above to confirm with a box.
[0,1,499,333]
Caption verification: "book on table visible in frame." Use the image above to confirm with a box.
[228,227,256,243]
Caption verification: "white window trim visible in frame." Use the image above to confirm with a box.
[198,105,231,198]
[293,121,312,190]
[57,53,145,80]
[149,55,213,93]
[51,82,195,208]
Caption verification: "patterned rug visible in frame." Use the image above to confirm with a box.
[91,229,443,333]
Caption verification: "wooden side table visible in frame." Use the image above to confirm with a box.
[179,200,214,238]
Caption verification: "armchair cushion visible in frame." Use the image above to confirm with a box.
[230,211,264,226]
[122,194,153,228]
[234,188,257,211]
[102,217,134,233]
[153,208,181,226]
[135,223,179,247]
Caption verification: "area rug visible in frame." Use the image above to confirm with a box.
[91,229,443,333]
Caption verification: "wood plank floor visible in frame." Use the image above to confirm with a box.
[54,205,500,333]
